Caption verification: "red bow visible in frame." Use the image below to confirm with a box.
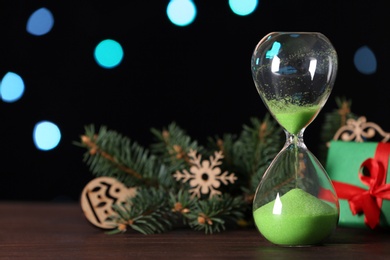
[332,143,390,229]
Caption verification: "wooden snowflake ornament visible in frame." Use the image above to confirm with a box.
[173,149,237,198]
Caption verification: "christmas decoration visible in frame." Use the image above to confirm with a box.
[80,176,137,229]
[332,116,390,143]
[75,97,360,235]
[326,117,390,229]
[327,141,390,229]
[173,149,237,198]
[75,114,283,234]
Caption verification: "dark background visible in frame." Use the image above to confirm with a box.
[0,0,388,201]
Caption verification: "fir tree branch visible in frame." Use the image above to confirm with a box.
[75,124,174,188]
[184,194,246,234]
[233,113,284,195]
[80,135,142,179]
[106,187,177,235]
[318,96,358,164]
[169,188,196,225]
[150,122,203,171]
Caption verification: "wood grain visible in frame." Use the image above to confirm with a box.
[0,202,389,259]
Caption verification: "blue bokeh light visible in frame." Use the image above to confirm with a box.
[354,46,377,75]
[33,121,62,151]
[26,7,54,36]
[94,39,124,69]
[0,72,25,103]
[229,0,258,16]
[167,0,197,27]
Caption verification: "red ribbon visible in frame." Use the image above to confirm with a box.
[332,142,390,229]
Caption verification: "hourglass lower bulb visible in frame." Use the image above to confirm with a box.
[250,32,340,246]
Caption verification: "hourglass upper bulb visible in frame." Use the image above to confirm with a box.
[251,32,338,134]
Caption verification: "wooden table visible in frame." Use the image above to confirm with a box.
[0,202,389,259]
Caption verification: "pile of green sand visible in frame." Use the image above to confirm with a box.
[253,188,338,246]
[266,101,319,135]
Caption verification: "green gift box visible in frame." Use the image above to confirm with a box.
[326,140,390,229]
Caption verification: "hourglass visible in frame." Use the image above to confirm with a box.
[251,32,340,246]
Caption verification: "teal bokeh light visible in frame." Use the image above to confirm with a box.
[229,0,258,16]
[33,121,61,151]
[167,0,197,27]
[0,72,25,103]
[94,39,124,69]
[26,7,54,36]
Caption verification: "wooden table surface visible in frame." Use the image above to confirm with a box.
[0,201,389,259]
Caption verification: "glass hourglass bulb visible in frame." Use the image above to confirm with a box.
[250,32,340,247]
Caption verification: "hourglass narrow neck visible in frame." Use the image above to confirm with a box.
[284,130,307,149]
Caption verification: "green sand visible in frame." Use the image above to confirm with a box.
[253,188,338,246]
[266,102,319,135]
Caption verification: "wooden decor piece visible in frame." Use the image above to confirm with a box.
[80,176,137,229]
[331,116,390,144]
[173,149,237,198]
